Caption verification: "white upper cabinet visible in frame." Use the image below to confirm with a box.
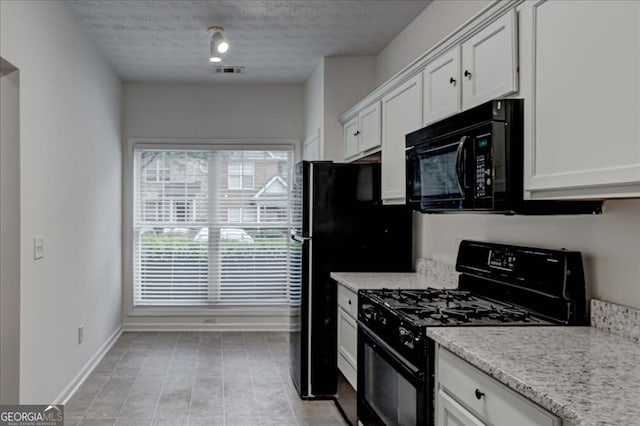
[461,10,518,109]
[358,101,382,153]
[521,0,640,198]
[381,74,423,204]
[343,101,382,161]
[423,46,462,125]
[343,117,359,160]
[423,10,518,126]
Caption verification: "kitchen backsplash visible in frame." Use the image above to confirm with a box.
[416,258,459,289]
[591,299,640,343]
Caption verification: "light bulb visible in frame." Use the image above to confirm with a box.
[209,56,221,63]
[217,41,229,53]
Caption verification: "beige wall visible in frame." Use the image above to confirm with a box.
[304,59,325,157]
[0,0,122,403]
[375,0,491,86]
[124,83,304,140]
[377,0,640,309]
[415,200,640,308]
[0,61,20,404]
[323,56,377,161]
[303,56,377,162]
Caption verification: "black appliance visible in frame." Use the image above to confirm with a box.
[289,161,412,399]
[357,240,588,426]
[405,99,603,214]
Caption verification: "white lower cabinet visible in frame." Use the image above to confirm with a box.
[436,346,561,426]
[337,284,358,389]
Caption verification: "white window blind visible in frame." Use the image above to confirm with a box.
[133,148,297,307]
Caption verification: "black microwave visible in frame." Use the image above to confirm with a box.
[405,99,602,214]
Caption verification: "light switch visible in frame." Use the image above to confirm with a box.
[33,236,44,260]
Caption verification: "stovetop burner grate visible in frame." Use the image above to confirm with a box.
[362,288,549,327]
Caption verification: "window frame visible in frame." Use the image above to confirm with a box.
[227,161,255,190]
[143,153,171,182]
[123,138,301,320]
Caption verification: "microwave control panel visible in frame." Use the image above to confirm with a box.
[474,135,492,199]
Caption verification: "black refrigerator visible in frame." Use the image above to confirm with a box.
[289,161,413,399]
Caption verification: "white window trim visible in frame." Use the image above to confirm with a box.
[144,154,170,182]
[122,138,301,320]
[227,161,255,190]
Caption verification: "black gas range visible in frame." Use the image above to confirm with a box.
[356,240,588,426]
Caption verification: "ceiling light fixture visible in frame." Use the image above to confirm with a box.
[208,26,229,63]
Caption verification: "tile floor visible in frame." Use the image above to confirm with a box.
[64,332,348,426]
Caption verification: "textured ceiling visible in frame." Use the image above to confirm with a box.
[64,0,431,83]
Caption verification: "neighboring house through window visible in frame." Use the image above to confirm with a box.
[228,161,254,189]
[132,147,295,308]
[144,153,170,182]
[174,200,193,222]
[227,207,242,223]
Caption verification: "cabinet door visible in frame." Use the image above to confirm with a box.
[337,306,358,389]
[438,347,561,426]
[423,46,461,125]
[343,116,359,160]
[437,390,486,426]
[359,101,382,153]
[523,0,640,198]
[461,10,518,109]
[381,74,423,204]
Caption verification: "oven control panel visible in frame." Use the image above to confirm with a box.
[474,135,492,199]
[488,248,516,271]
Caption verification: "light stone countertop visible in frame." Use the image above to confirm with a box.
[329,272,453,293]
[330,270,639,425]
[427,326,640,426]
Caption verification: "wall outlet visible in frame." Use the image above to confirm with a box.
[78,325,84,344]
[33,236,45,260]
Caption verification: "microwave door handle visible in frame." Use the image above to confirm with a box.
[455,136,469,196]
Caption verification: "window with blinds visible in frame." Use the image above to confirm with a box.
[133,148,297,307]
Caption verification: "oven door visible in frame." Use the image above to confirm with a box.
[406,134,474,211]
[357,322,427,426]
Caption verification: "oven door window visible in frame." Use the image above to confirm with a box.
[410,136,470,202]
[363,341,418,425]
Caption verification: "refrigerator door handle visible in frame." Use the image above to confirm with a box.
[291,234,312,243]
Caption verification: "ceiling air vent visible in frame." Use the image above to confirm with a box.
[211,66,245,74]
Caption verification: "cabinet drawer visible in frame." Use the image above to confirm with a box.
[437,389,486,426]
[438,348,560,426]
[338,284,358,318]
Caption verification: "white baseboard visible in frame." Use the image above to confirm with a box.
[55,326,122,404]
[122,322,292,332]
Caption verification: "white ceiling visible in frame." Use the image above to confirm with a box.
[64,0,431,83]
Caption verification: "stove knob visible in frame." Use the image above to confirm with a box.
[399,327,415,349]
[361,304,375,321]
